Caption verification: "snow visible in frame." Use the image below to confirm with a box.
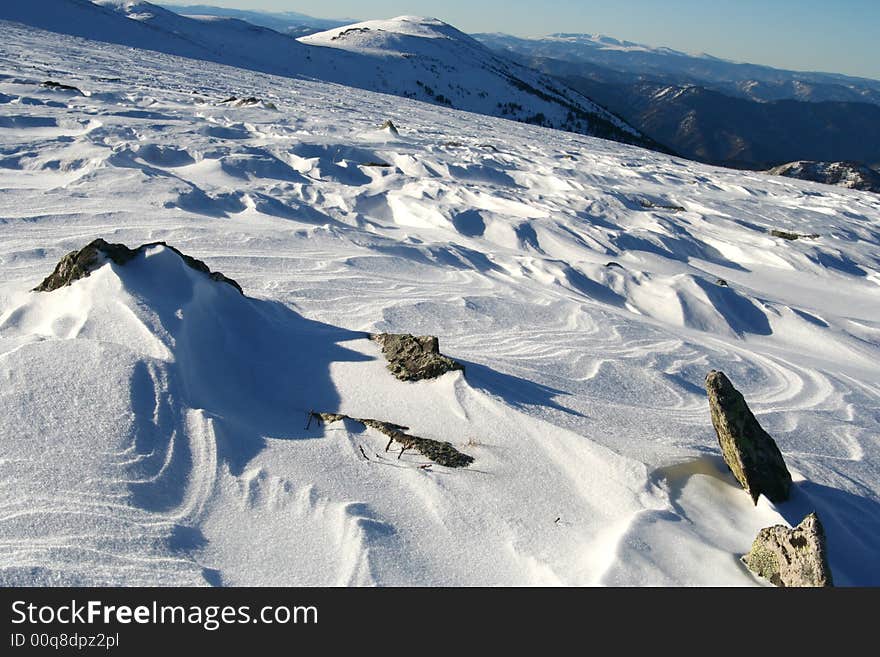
[0,1,640,140]
[1,10,880,587]
[542,33,692,57]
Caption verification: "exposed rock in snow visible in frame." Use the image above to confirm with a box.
[372,333,464,381]
[309,412,474,467]
[41,79,84,95]
[770,229,820,241]
[34,238,243,294]
[219,96,277,110]
[768,161,880,194]
[705,371,792,505]
[744,512,833,587]
[379,119,399,136]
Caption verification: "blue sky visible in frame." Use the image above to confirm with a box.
[167,0,880,79]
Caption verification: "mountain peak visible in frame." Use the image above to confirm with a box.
[301,15,470,49]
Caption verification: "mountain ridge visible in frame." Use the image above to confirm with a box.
[0,1,658,150]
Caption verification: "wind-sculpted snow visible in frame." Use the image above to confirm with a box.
[1,22,879,585]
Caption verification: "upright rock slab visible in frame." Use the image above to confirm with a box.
[744,512,833,587]
[372,333,464,381]
[705,370,792,504]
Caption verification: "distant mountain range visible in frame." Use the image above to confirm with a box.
[559,78,880,170]
[158,3,352,37]
[472,33,880,171]
[473,33,880,106]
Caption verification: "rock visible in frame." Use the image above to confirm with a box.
[768,160,880,194]
[331,26,372,41]
[716,278,729,287]
[33,238,243,294]
[220,96,277,110]
[379,119,399,135]
[639,199,685,212]
[371,333,464,381]
[605,261,624,269]
[705,370,792,504]
[41,80,84,95]
[770,229,819,241]
[309,412,474,468]
[743,512,833,587]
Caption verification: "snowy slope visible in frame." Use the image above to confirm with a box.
[298,17,646,144]
[1,19,880,586]
[0,1,652,149]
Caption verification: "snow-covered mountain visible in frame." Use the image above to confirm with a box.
[2,8,880,587]
[768,161,880,193]
[297,17,653,145]
[0,1,655,149]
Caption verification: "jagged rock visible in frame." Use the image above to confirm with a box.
[770,229,820,241]
[705,370,792,504]
[743,512,833,587]
[371,333,464,381]
[41,80,83,95]
[220,96,277,110]
[309,412,474,468]
[33,238,243,294]
[379,119,399,135]
[639,198,685,212]
[331,26,372,41]
[768,160,880,194]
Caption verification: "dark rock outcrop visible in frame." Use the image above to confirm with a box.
[33,238,243,294]
[371,333,464,381]
[220,96,277,110]
[770,229,820,240]
[379,119,399,136]
[705,370,792,504]
[41,80,84,95]
[768,161,880,194]
[743,512,833,587]
[309,412,474,468]
[639,199,685,212]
